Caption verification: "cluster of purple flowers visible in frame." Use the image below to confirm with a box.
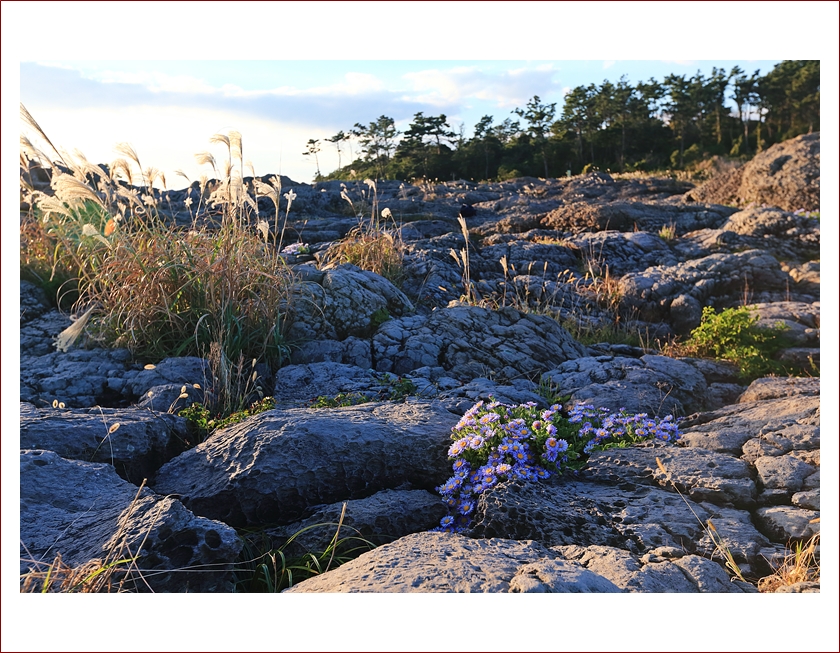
[567,404,681,453]
[433,399,682,533]
[280,242,310,256]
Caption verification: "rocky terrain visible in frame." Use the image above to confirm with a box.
[19,134,820,592]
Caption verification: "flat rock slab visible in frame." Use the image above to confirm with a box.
[20,403,188,484]
[152,400,457,528]
[285,531,622,593]
[20,450,242,592]
[679,393,820,454]
[583,444,757,508]
[542,354,710,415]
[285,531,752,593]
[555,544,757,593]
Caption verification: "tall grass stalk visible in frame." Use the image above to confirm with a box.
[20,104,298,414]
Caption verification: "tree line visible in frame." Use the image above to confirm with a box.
[303,60,819,182]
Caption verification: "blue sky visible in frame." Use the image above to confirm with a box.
[3,2,840,650]
[19,57,788,184]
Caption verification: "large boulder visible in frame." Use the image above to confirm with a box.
[152,400,457,528]
[287,263,414,341]
[20,450,242,592]
[372,305,587,380]
[541,354,710,416]
[618,250,792,332]
[687,133,819,212]
[541,200,735,235]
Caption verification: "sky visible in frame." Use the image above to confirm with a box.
[19,58,789,185]
[3,2,840,651]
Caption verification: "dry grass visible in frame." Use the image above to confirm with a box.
[20,481,157,593]
[20,103,298,414]
[757,530,820,592]
[655,457,748,583]
[322,179,406,286]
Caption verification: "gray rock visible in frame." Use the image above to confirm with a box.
[288,264,414,341]
[677,207,820,261]
[737,133,820,212]
[791,489,820,511]
[372,305,586,381]
[284,531,621,593]
[542,354,709,415]
[21,346,134,409]
[618,250,792,332]
[755,506,820,542]
[583,445,757,508]
[20,450,242,592]
[134,383,205,414]
[542,200,735,235]
[754,454,817,492]
[687,133,820,212]
[20,280,51,325]
[20,310,72,357]
[124,357,212,399]
[467,478,770,569]
[555,544,754,593]
[679,391,820,454]
[738,375,820,402]
[152,400,456,527]
[20,403,188,484]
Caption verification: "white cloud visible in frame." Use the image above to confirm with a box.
[402,65,561,110]
[603,60,616,69]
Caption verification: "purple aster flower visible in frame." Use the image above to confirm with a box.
[440,515,455,528]
[479,412,500,425]
[448,438,470,457]
[495,463,512,476]
[452,459,470,473]
[458,499,475,516]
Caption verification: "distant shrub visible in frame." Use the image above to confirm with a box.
[674,306,793,380]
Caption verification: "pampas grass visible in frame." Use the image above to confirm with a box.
[20,104,299,415]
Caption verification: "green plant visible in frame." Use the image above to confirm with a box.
[658,222,678,241]
[370,307,391,329]
[308,392,372,409]
[378,373,416,401]
[671,306,792,380]
[179,396,276,446]
[536,375,569,406]
[234,503,376,592]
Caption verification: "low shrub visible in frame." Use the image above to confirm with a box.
[671,306,793,380]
